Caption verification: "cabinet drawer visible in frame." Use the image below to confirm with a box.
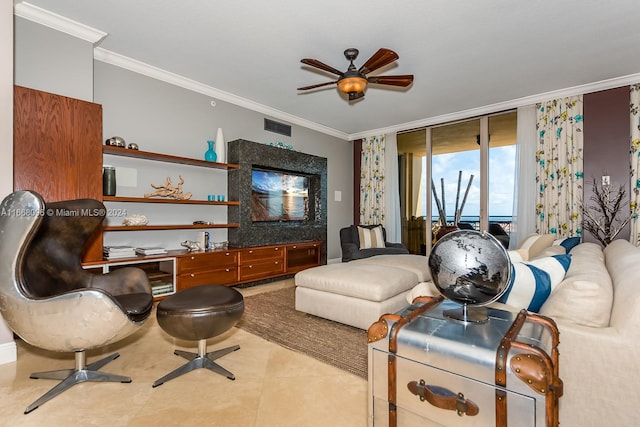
[239,260,285,281]
[177,267,238,289]
[240,246,284,263]
[178,251,237,273]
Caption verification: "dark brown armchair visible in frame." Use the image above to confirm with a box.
[0,191,153,414]
[340,224,409,262]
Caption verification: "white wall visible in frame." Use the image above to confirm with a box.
[0,0,17,365]
[14,17,94,101]
[13,19,354,261]
[94,61,352,258]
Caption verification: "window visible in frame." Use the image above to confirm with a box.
[398,111,517,254]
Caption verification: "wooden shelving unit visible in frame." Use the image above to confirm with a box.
[103,195,239,206]
[104,223,240,231]
[103,145,239,169]
[102,146,240,232]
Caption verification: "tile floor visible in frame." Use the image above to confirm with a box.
[0,280,368,426]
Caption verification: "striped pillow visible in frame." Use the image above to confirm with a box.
[499,254,572,312]
[553,236,581,253]
[357,226,386,249]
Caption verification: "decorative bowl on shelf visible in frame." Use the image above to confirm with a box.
[122,214,149,226]
[212,241,228,250]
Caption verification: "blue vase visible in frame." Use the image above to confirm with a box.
[204,140,217,162]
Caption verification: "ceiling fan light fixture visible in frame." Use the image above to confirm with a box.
[337,76,367,94]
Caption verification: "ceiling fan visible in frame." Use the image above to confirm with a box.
[297,48,414,101]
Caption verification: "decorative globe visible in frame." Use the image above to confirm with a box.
[428,230,511,308]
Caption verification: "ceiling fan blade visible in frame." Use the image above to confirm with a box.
[297,81,337,91]
[349,91,365,101]
[367,75,414,87]
[358,48,399,74]
[301,58,344,76]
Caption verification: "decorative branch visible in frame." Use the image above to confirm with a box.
[431,179,446,225]
[579,177,635,246]
[144,175,192,200]
[458,174,474,224]
[454,170,462,225]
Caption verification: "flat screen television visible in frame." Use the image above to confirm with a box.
[251,168,309,222]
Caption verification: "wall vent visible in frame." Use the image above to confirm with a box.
[264,118,292,137]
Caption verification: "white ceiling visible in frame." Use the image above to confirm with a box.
[15,0,640,140]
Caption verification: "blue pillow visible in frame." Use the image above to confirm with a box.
[498,254,571,312]
[553,237,581,253]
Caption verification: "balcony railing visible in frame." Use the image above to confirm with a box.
[402,216,513,255]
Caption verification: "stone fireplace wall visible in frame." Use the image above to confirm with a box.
[227,139,327,263]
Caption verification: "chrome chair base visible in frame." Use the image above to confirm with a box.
[25,351,131,414]
[152,341,240,387]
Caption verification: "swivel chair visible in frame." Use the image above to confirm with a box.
[0,191,153,414]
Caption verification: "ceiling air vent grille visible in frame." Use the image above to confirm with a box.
[264,118,292,137]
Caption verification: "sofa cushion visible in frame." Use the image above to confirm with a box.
[517,233,557,260]
[498,254,571,312]
[507,249,528,263]
[358,225,385,249]
[351,254,431,282]
[294,263,418,302]
[539,242,612,327]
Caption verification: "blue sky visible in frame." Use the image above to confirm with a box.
[422,145,516,219]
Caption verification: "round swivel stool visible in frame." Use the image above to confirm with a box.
[152,285,244,388]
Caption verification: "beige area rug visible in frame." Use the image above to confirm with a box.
[236,286,368,379]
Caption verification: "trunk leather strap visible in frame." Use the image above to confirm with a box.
[407,379,479,416]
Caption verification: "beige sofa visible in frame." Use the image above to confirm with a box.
[408,239,639,427]
[540,239,640,427]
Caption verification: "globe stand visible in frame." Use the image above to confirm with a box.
[443,304,489,324]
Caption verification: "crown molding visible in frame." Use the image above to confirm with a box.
[14,1,107,45]
[349,72,640,140]
[93,48,350,141]
[15,2,640,142]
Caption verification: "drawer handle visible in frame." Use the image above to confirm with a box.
[292,245,297,249]
[190,273,195,277]
[274,261,279,264]
[249,250,253,254]
[275,247,279,251]
[407,380,479,417]
[190,256,196,260]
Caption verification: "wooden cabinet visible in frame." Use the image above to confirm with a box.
[173,241,322,291]
[13,85,103,262]
[286,242,321,273]
[177,250,238,289]
[238,245,285,282]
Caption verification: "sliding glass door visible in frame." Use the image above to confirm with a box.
[397,111,516,254]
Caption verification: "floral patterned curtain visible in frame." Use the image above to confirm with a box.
[629,84,640,246]
[535,96,584,238]
[360,135,385,225]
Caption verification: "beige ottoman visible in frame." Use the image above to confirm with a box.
[350,254,431,282]
[294,263,420,329]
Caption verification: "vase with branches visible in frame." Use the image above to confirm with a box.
[580,176,636,246]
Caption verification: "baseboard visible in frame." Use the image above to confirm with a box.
[0,340,17,365]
